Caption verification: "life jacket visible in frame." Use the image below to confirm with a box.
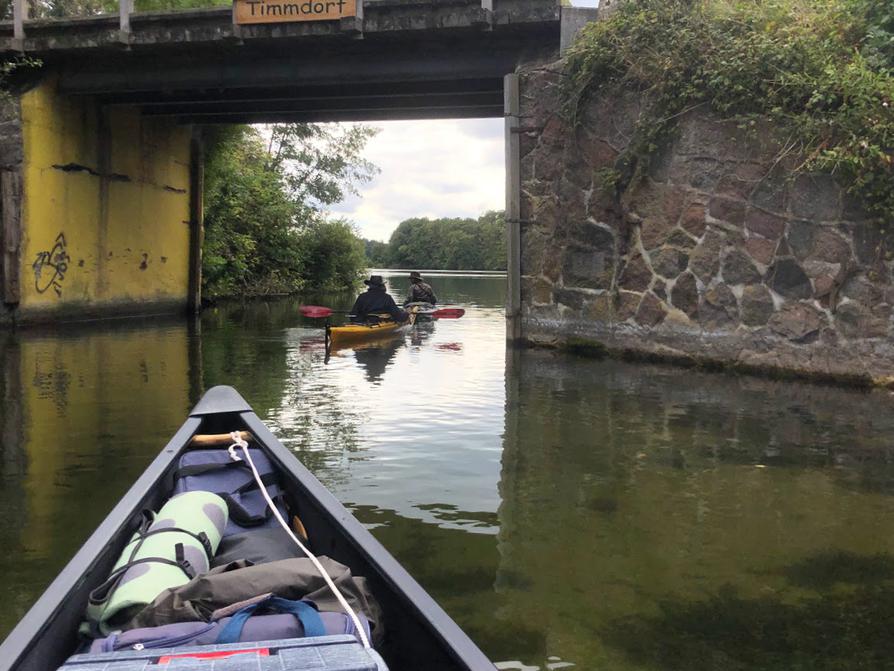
[84,491,228,636]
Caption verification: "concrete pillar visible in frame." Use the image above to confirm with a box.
[1,169,22,305]
[504,73,522,344]
[188,127,204,314]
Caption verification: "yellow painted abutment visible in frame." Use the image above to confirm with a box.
[0,75,200,323]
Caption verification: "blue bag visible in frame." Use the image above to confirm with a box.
[89,597,371,653]
[173,449,289,537]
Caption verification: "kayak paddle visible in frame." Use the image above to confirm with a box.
[300,305,343,318]
[416,308,465,319]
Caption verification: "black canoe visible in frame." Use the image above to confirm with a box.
[0,385,495,671]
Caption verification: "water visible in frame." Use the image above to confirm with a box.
[3,271,894,670]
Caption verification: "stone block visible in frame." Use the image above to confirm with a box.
[635,292,667,327]
[669,156,726,191]
[628,181,686,250]
[835,301,889,339]
[767,258,812,299]
[716,174,755,199]
[700,282,738,329]
[618,253,653,292]
[577,130,619,170]
[745,208,786,240]
[840,274,885,306]
[522,276,554,305]
[564,245,613,290]
[786,220,814,259]
[812,229,853,265]
[681,203,707,237]
[666,228,696,250]
[651,247,689,279]
[749,178,787,213]
[575,220,615,251]
[616,290,643,322]
[740,284,774,326]
[709,197,746,227]
[768,302,826,342]
[670,271,699,317]
[553,286,587,311]
[743,236,775,266]
[689,229,724,282]
[584,294,614,322]
[789,173,841,221]
[722,250,762,285]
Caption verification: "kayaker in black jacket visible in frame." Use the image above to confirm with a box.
[351,275,409,323]
[405,271,437,306]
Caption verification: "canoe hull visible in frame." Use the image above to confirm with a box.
[0,385,494,671]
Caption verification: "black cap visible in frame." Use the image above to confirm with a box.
[364,275,385,287]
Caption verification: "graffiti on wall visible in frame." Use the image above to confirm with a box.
[32,233,70,297]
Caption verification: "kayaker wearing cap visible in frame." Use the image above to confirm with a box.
[405,271,437,306]
[351,275,409,323]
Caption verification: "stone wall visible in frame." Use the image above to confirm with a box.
[518,63,894,383]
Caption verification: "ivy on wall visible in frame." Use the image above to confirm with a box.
[564,0,894,226]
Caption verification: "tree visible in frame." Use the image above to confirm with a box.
[374,213,506,271]
[201,123,378,298]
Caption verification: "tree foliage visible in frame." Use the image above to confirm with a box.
[564,0,894,224]
[202,123,375,298]
[5,0,226,20]
[364,211,506,271]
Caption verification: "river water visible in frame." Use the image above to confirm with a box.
[3,271,894,670]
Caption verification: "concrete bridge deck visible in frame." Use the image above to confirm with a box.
[1,0,559,121]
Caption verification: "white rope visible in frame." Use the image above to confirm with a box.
[228,432,372,649]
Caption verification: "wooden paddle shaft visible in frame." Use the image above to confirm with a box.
[189,430,253,446]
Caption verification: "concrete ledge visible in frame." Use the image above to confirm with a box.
[521,317,894,388]
[5,298,190,326]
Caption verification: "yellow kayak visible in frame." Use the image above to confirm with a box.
[327,312,416,347]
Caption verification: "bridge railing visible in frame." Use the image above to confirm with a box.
[10,0,498,44]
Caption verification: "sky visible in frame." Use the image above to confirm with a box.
[327,118,505,243]
[325,0,599,242]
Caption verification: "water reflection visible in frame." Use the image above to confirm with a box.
[4,273,894,671]
[0,319,195,637]
[494,348,894,670]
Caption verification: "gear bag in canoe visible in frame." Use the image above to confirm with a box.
[173,448,288,536]
[83,491,228,636]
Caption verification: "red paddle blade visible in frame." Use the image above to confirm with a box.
[299,305,333,318]
[431,308,465,319]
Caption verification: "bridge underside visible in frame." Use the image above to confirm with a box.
[20,2,559,123]
[0,0,561,323]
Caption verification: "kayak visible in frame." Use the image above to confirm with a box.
[327,313,416,347]
[0,385,495,671]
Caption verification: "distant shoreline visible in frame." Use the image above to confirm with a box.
[370,268,507,277]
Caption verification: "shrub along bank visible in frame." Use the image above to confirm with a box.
[201,124,375,298]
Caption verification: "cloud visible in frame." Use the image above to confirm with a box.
[328,118,505,242]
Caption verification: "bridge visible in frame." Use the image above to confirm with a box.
[0,0,590,325]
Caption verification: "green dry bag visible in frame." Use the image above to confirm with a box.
[84,490,228,636]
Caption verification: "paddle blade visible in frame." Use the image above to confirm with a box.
[300,305,333,318]
[431,308,465,319]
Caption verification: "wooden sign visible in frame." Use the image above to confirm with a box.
[234,0,356,24]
